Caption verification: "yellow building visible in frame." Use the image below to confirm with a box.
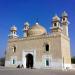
[5,11,71,69]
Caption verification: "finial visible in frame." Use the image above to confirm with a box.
[55,14,58,16]
[36,17,39,23]
[35,17,39,25]
[62,11,68,17]
[33,17,39,24]
[53,14,60,21]
[24,21,29,26]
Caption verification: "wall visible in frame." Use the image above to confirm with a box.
[5,33,62,68]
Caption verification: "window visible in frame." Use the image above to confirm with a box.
[54,23,57,26]
[46,44,49,51]
[14,32,16,34]
[63,18,65,21]
[13,46,16,53]
[46,59,49,66]
[13,59,15,64]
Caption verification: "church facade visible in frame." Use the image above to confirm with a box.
[5,11,71,69]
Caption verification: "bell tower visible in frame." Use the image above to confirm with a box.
[8,25,18,38]
[51,15,62,32]
[23,22,30,37]
[61,11,69,37]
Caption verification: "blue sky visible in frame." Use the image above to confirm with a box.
[0,0,75,57]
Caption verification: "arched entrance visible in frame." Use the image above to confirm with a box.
[26,54,33,68]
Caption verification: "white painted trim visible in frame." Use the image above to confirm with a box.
[10,56,17,65]
[64,63,72,69]
[22,49,36,68]
[42,55,52,68]
[5,60,22,67]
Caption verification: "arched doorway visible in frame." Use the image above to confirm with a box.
[26,54,33,68]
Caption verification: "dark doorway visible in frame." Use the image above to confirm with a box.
[26,54,33,68]
[46,44,49,51]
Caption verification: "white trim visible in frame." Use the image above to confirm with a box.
[5,61,22,67]
[5,56,18,67]
[10,56,17,65]
[64,63,72,69]
[42,55,52,68]
[22,49,36,68]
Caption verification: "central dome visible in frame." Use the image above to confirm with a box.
[28,22,47,36]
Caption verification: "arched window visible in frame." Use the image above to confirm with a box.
[54,23,57,26]
[63,18,65,21]
[45,44,49,51]
[13,46,16,53]
[14,32,16,34]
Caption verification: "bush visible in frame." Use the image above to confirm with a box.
[0,57,5,66]
[71,56,75,64]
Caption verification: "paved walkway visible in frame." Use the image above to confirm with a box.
[0,66,75,75]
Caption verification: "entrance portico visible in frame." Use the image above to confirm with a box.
[26,54,33,68]
[22,50,36,68]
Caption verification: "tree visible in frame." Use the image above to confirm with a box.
[71,56,75,64]
[0,57,5,66]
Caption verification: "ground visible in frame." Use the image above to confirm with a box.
[0,66,75,75]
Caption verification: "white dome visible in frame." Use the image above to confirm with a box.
[10,25,17,31]
[24,22,29,26]
[53,15,60,21]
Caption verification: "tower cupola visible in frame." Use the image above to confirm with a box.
[53,15,60,22]
[61,11,69,24]
[8,25,18,38]
[52,15,60,28]
[51,15,62,32]
[61,11,69,36]
[23,22,30,37]
[10,25,17,31]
